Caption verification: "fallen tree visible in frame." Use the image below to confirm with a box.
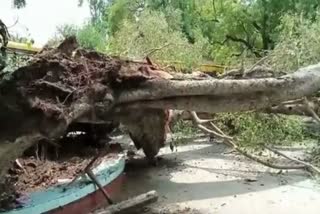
[1,37,320,196]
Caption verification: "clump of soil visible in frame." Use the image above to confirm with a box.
[7,155,117,194]
[2,121,123,211]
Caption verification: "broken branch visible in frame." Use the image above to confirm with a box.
[264,145,320,174]
[189,111,318,173]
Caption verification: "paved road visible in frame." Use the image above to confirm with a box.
[116,135,320,214]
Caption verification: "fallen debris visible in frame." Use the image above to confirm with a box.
[7,154,119,194]
[95,190,158,214]
[189,111,320,175]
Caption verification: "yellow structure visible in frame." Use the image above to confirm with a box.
[7,41,41,54]
[159,60,227,74]
[6,41,228,74]
[197,63,226,74]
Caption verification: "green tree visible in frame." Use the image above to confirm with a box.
[268,13,320,72]
[47,23,106,51]
[107,9,207,70]
[12,0,320,64]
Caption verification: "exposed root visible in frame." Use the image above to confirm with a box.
[14,159,26,174]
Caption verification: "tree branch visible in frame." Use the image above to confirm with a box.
[143,43,171,58]
[116,63,320,110]
[264,145,320,174]
[188,111,320,174]
[225,34,262,57]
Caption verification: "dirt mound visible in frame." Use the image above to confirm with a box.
[8,156,94,193]
[7,150,121,195]
[0,36,171,142]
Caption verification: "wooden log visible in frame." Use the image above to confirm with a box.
[95,190,159,214]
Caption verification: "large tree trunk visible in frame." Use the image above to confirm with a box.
[1,37,320,181]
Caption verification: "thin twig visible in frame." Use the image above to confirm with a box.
[189,111,232,139]
[281,98,304,105]
[230,141,305,170]
[190,111,216,124]
[244,55,269,75]
[144,43,171,58]
[198,123,232,139]
[67,153,101,187]
[62,90,76,104]
[35,80,74,94]
[209,122,227,137]
[264,145,320,174]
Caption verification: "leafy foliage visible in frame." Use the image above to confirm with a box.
[107,9,208,69]
[103,0,320,64]
[171,119,200,146]
[13,0,320,65]
[215,113,305,148]
[46,23,106,51]
[77,24,106,51]
[268,13,320,72]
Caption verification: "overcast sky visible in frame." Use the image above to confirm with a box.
[0,0,91,46]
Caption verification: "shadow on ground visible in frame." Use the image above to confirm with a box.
[120,142,309,205]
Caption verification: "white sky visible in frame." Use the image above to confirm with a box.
[0,0,91,46]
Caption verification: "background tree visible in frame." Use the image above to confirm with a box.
[107,9,207,69]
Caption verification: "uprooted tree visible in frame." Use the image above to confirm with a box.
[2,37,320,195]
